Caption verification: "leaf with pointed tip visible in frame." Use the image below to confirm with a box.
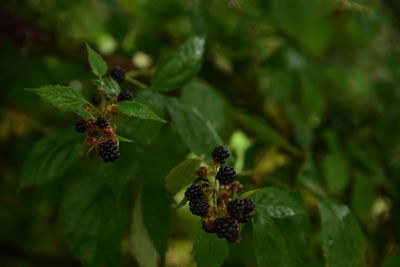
[117,101,166,123]
[118,90,166,145]
[174,197,187,209]
[152,36,205,91]
[116,135,133,143]
[27,85,93,118]
[86,44,108,77]
[252,187,312,267]
[318,198,366,267]
[240,189,262,199]
[130,194,159,267]
[165,97,223,163]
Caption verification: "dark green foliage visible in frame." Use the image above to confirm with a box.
[2,0,399,266]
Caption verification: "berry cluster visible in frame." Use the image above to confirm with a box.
[74,117,120,162]
[74,66,136,163]
[184,146,255,243]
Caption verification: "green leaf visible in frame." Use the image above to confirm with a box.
[383,252,400,267]
[165,158,202,194]
[98,76,120,100]
[86,44,108,77]
[270,0,334,55]
[165,97,223,163]
[142,184,172,262]
[129,194,159,267]
[182,79,233,137]
[174,196,187,209]
[117,100,166,123]
[60,175,127,267]
[21,130,84,185]
[252,187,311,267]
[116,134,133,143]
[350,172,374,222]
[235,112,302,157]
[240,189,262,199]
[192,224,228,267]
[297,154,327,197]
[132,131,187,260]
[322,153,349,195]
[318,198,366,267]
[118,90,166,145]
[152,36,205,91]
[27,85,93,118]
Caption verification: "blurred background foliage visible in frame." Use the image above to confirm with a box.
[1,0,400,266]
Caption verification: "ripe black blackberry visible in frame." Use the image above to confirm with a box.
[185,185,204,202]
[117,90,133,102]
[215,218,240,243]
[99,140,120,162]
[189,200,209,217]
[228,199,255,222]
[109,66,125,83]
[212,146,230,164]
[243,199,256,213]
[96,117,109,128]
[216,166,236,185]
[74,119,87,133]
[238,214,251,223]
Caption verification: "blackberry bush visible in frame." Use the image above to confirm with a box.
[183,146,256,243]
[18,3,390,267]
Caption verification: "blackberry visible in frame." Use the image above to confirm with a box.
[96,117,109,128]
[215,218,240,243]
[216,166,236,185]
[109,66,125,83]
[184,185,204,202]
[189,200,209,217]
[99,140,120,162]
[228,199,255,222]
[74,119,87,133]
[243,199,256,213]
[117,90,133,102]
[212,146,230,164]
[238,214,251,223]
